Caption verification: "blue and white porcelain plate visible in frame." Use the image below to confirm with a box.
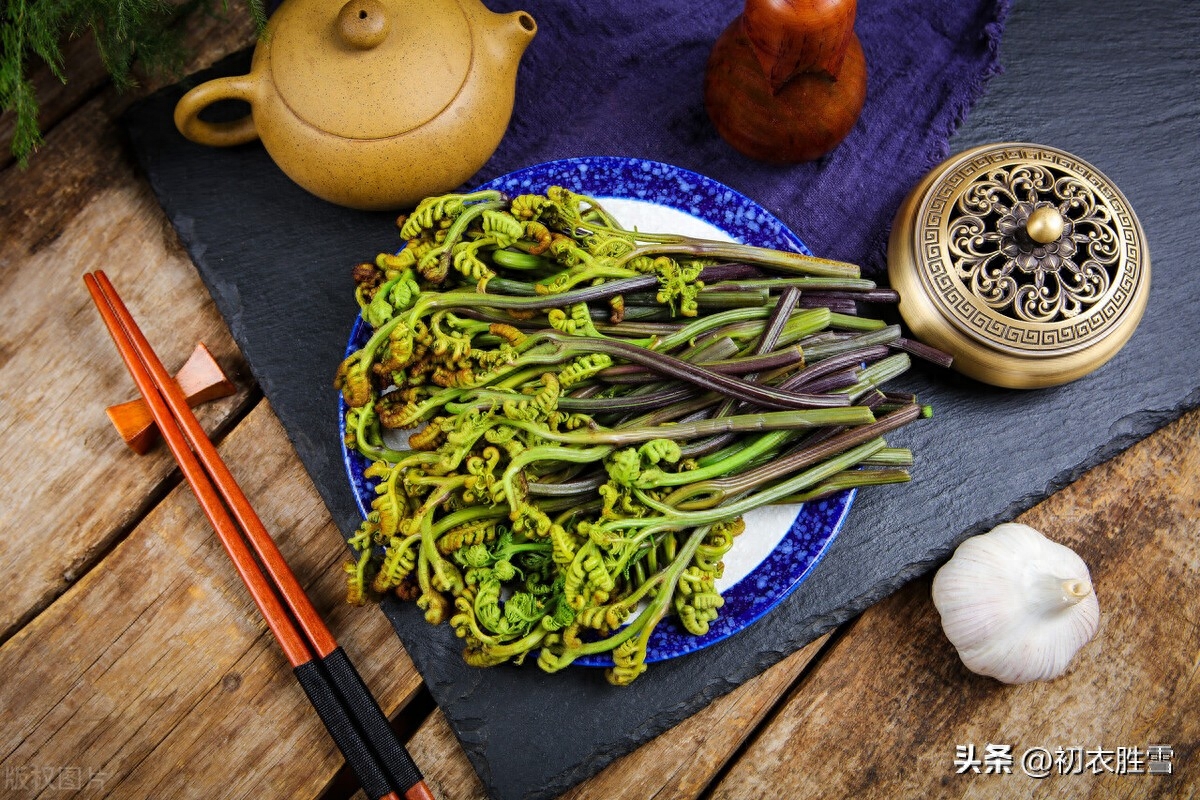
[340,157,854,666]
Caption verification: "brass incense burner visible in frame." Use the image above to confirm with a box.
[888,143,1150,389]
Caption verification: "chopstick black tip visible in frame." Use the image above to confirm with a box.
[294,661,394,800]
[321,648,426,793]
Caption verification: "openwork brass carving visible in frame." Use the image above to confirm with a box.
[953,168,1115,323]
[888,143,1150,388]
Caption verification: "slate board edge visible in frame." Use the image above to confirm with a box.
[124,111,1200,800]
[122,127,1200,800]
[155,177,1200,796]
[117,7,1200,792]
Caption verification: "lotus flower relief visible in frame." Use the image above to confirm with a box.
[998,201,1077,278]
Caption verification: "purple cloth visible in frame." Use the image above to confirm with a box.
[474,0,1009,276]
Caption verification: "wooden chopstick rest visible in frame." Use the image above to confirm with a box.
[106,342,235,454]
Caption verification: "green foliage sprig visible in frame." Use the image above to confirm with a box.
[0,0,266,166]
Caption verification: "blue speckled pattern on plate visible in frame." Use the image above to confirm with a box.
[340,157,854,666]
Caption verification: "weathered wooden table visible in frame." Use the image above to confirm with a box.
[1,8,1196,799]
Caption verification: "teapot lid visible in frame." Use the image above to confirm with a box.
[267,0,473,140]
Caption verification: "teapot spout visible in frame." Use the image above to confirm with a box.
[488,9,537,59]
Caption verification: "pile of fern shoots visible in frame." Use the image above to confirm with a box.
[337,187,946,685]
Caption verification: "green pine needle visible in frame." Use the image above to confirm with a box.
[1,0,267,167]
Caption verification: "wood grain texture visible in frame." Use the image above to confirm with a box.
[0,168,254,643]
[402,711,489,800]
[3,3,1195,799]
[558,634,832,800]
[0,402,424,799]
[708,408,1200,799]
[124,5,1200,794]
[0,7,261,644]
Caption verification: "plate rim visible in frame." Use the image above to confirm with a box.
[338,155,854,665]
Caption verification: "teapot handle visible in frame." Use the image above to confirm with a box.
[173,75,259,147]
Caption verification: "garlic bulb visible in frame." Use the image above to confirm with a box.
[931,523,1100,684]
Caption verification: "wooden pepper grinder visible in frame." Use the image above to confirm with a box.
[704,0,867,162]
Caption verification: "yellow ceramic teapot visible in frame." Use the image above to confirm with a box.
[174,0,536,210]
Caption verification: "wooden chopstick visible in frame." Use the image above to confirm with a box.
[84,271,435,800]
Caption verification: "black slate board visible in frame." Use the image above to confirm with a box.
[123,1,1200,798]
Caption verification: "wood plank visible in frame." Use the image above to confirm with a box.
[388,635,833,800]
[399,712,488,800]
[0,401,424,799]
[708,408,1200,799]
[0,168,254,643]
[559,634,832,800]
[0,9,259,643]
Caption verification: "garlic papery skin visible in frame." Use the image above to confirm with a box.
[931,523,1100,685]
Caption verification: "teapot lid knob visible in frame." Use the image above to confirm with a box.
[337,0,390,50]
